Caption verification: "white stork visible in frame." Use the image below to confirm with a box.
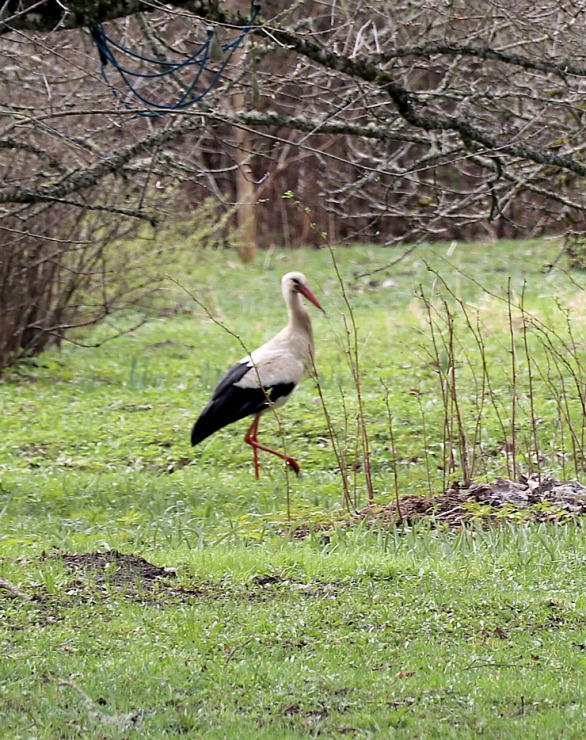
[191,271,325,478]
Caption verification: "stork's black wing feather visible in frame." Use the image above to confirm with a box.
[208,361,250,400]
[191,362,294,446]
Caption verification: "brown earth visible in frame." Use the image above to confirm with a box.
[354,475,586,528]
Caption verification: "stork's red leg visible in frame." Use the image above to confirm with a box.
[244,415,301,477]
[252,439,260,479]
[245,416,261,479]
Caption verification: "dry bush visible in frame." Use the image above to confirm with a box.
[0,201,174,368]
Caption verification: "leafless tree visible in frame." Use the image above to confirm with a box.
[1,0,585,363]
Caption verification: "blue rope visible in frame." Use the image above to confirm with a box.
[89,5,260,116]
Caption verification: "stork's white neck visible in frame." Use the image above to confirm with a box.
[285,288,309,327]
[281,289,314,363]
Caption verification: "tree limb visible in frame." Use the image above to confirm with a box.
[0,109,434,207]
[3,1,585,179]
[375,43,586,79]
[0,0,226,34]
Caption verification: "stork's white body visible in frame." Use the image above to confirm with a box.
[191,272,324,477]
[233,294,315,396]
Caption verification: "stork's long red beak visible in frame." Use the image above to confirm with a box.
[299,284,326,313]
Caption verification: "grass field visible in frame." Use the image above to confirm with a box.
[2,240,586,736]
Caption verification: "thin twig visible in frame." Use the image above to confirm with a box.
[59,679,144,729]
[0,578,35,601]
[507,279,519,480]
[223,637,254,667]
[328,247,374,502]
[309,352,354,513]
[520,283,541,482]
[381,379,402,524]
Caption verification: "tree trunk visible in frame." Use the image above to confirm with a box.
[232,58,257,262]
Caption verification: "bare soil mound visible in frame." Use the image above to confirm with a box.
[57,550,174,588]
[356,475,586,528]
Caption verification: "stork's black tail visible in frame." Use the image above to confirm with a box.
[191,411,223,446]
[191,392,261,445]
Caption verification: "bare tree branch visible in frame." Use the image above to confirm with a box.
[0,0,226,35]
[375,43,586,79]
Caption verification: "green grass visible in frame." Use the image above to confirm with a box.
[2,240,586,736]
[2,530,586,736]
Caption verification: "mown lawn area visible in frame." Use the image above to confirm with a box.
[1,240,586,736]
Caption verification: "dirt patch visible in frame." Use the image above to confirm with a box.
[355,475,586,528]
[1,552,183,624]
[55,550,174,587]
[43,550,204,602]
[250,573,290,587]
[4,550,294,608]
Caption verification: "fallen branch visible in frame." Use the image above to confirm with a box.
[0,577,35,601]
[59,679,144,730]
